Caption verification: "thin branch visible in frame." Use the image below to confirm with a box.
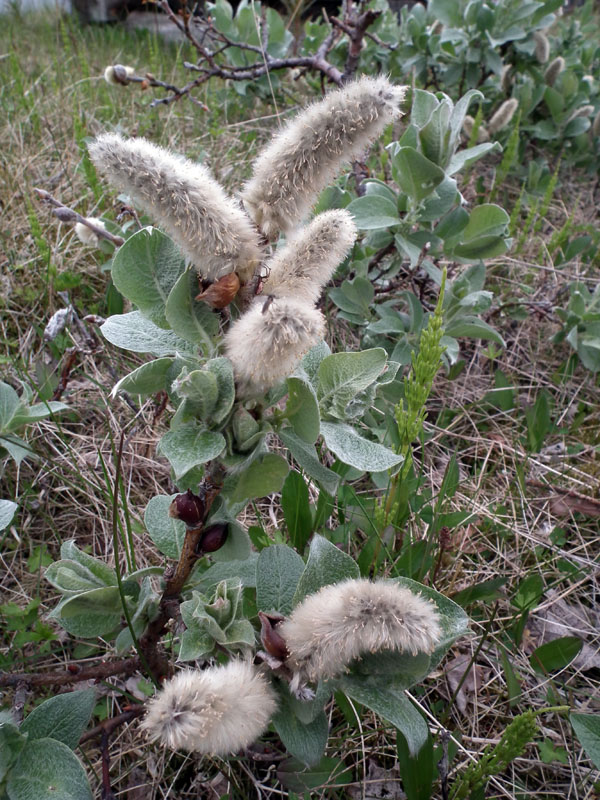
[80,707,145,745]
[0,657,141,689]
[33,188,125,247]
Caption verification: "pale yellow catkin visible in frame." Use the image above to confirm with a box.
[88,133,262,282]
[241,76,406,239]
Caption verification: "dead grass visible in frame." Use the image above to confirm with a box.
[1,7,599,799]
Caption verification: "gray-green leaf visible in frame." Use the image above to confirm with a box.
[320,422,403,472]
[293,535,359,605]
[111,227,185,328]
[6,737,93,800]
[20,690,95,750]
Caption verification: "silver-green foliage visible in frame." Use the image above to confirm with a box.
[0,691,95,800]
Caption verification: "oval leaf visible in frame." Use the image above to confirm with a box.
[293,534,359,605]
[256,544,305,615]
[111,227,185,328]
[101,311,195,356]
[6,738,92,800]
[20,689,95,750]
[320,422,404,472]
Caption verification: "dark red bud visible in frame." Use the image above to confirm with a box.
[169,489,205,528]
[198,522,229,553]
[258,611,289,661]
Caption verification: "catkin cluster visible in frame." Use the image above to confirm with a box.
[280,578,442,685]
[90,76,405,396]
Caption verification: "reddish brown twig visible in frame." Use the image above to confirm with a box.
[52,346,80,401]
[0,657,141,689]
[80,706,145,745]
[137,462,226,679]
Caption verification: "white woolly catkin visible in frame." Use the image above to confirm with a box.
[544,57,565,87]
[262,210,357,305]
[225,297,325,397]
[88,133,262,282]
[280,579,442,683]
[488,98,519,136]
[533,31,550,64]
[74,218,105,246]
[141,661,277,755]
[241,76,406,238]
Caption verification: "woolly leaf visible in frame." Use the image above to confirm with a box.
[144,494,186,559]
[190,553,259,591]
[447,142,500,175]
[204,357,236,425]
[341,683,428,757]
[281,471,313,552]
[49,587,123,637]
[101,311,195,356]
[20,690,95,750]
[320,422,404,472]
[346,195,401,230]
[272,689,328,767]
[317,348,388,420]
[157,424,226,480]
[391,147,445,202]
[228,453,289,503]
[112,357,174,397]
[571,713,600,769]
[256,544,305,615]
[0,722,26,782]
[279,429,340,496]
[293,534,359,604]
[8,401,69,429]
[0,381,22,430]
[0,499,18,531]
[172,368,219,422]
[301,341,332,387]
[111,227,185,328]
[0,434,33,466]
[59,541,118,587]
[45,560,109,596]
[390,577,470,669]
[165,268,219,349]
[6,738,92,800]
[285,374,320,444]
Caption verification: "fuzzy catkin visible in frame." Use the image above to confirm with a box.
[488,99,519,136]
[532,31,550,64]
[280,579,442,684]
[241,76,406,238]
[74,218,105,246]
[544,57,564,87]
[225,297,325,397]
[592,109,600,138]
[88,133,262,282]
[141,662,277,755]
[262,210,357,305]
